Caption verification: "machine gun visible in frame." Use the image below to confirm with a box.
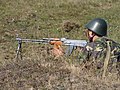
[16,37,87,59]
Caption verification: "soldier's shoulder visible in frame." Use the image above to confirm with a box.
[95,37,120,46]
[85,38,105,51]
[102,37,120,51]
[93,37,107,47]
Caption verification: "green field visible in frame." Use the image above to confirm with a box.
[0,0,120,89]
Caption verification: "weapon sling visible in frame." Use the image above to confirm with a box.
[102,41,111,78]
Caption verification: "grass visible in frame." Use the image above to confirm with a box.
[0,0,120,89]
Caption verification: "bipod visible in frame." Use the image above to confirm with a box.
[16,40,23,60]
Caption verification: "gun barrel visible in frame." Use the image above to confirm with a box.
[16,38,47,43]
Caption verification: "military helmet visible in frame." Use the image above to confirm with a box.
[85,18,107,36]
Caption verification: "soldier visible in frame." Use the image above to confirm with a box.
[79,18,120,76]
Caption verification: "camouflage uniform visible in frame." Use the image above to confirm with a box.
[79,37,120,72]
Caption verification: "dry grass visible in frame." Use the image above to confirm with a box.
[0,0,120,89]
[0,55,120,90]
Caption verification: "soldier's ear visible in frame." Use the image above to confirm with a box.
[91,31,95,35]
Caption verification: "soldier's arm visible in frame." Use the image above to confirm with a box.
[78,41,106,62]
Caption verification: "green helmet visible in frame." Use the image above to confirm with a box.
[85,18,107,36]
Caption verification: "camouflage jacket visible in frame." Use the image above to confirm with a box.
[79,37,120,68]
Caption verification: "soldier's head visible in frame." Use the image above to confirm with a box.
[85,18,108,42]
